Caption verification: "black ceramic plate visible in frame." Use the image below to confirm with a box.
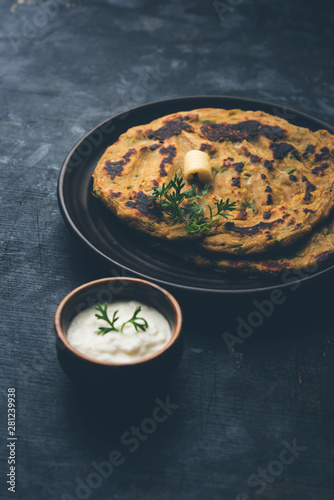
[58,96,334,293]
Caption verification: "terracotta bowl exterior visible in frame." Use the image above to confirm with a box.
[54,277,183,389]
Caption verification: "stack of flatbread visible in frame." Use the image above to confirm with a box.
[92,108,334,276]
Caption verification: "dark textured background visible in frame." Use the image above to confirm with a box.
[1,0,334,499]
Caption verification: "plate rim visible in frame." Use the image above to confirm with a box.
[57,94,334,294]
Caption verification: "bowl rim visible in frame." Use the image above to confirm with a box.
[54,277,183,367]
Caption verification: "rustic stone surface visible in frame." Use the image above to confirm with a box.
[1,1,334,498]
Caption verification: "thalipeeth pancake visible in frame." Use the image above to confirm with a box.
[92,108,334,256]
[167,210,334,276]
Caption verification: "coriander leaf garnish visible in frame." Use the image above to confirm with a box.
[241,200,256,211]
[149,173,236,236]
[95,302,120,335]
[283,167,297,174]
[94,303,149,335]
[121,306,149,332]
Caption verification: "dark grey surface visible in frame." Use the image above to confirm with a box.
[1,0,334,499]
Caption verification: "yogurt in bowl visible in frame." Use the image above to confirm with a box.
[67,300,172,363]
[54,277,183,387]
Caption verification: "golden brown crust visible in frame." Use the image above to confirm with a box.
[156,211,334,276]
[92,108,334,256]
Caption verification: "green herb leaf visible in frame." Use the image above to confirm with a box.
[233,244,244,253]
[149,173,236,236]
[121,306,149,333]
[92,188,101,198]
[95,303,120,335]
[241,200,256,211]
[283,168,297,174]
[95,303,150,335]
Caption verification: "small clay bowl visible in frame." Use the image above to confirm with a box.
[54,277,183,390]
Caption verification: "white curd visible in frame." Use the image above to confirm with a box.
[67,301,172,363]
